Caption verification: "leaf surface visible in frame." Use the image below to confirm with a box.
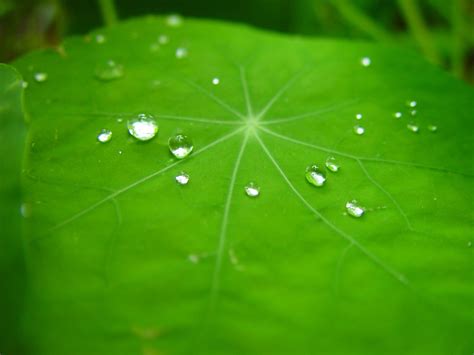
[12,16,474,355]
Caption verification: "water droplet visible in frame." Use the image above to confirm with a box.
[305,165,326,187]
[325,156,339,172]
[244,182,260,197]
[353,125,365,135]
[361,57,371,67]
[166,14,183,27]
[427,124,438,132]
[127,114,158,141]
[468,241,472,248]
[97,129,112,143]
[410,109,417,116]
[21,80,28,88]
[394,112,402,119]
[158,35,169,44]
[188,254,199,263]
[345,200,365,218]
[212,77,220,85]
[118,150,123,155]
[175,47,188,59]
[175,171,190,185]
[407,123,419,133]
[95,34,106,44]
[20,202,31,218]
[117,117,123,123]
[407,100,417,108]
[34,72,48,82]
[168,134,194,159]
[94,60,124,81]
[355,113,363,120]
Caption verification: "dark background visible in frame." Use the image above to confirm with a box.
[1,0,473,81]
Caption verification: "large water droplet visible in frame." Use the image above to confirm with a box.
[127,114,158,141]
[97,129,112,143]
[175,171,190,185]
[166,14,183,27]
[407,122,419,133]
[305,165,326,187]
[175,47,188,59]
[361,57,371,67]
[427,124,438,132]
[95,60,124,81]
[168,134,194,159]
[353,125,365,135]
[325,156,339,172]
[244,182,260,197]
[34,72,48,82]
[345,200,365,218]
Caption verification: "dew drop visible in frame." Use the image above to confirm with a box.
[244,182,260,197]
[166,14,183,27]
[305,165,326,187]
[168,134,194,159]
[95,34,106,44]
[117,117,123,123]
[353,125,365,135]
[175,47,188,59]
[345,200,365,218]
[188,254,199,263]
[410,109,417,116]
[158,34,169,44]
[212,77,220,85]
[394,112,402,119]
[94,60,124,81]
[127,114,158,141]
[361,57,371,67]
[21,80,28,88]
[325,156,339,173]
[34,72,48,82]
[407,100,417,108]
[118,150,123,155]
[175,171,190,185]
[97,129,112,143]
[355,113,363,120]
[407,122,419,133]
[428,124,438,132]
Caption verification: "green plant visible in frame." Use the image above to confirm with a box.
[1,12,473,355]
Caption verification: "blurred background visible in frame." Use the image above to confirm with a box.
[1,0,473,82]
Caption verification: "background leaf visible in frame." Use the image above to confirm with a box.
[12,16,474,355]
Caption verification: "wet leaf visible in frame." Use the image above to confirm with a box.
[11,16,474,355]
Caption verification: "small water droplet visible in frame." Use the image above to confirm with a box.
[158,34,169,44]
[305,165,326,187]
[34,72,48,82]
[118,150,123,155]
[353,125,365,135]
[188,254,199,263]
[325,156,339,172]
[355,113,363,120]
[407,123,419,133]
[175,47,188,59]
[95,34,106,44]
[94,60,124,81]
[97,129,112,143]
[244,182,260,197]
[345,200,365,218]
[361,57,371,67]
[394,112,402,119]
[21,81,28,88]
[407,100,417,108]
[20,202,32,218]
[468,241,472,248]
[127,114,158,141]
[149,43,160,52]
[427,124,438,132]
[212,77,220,85]
[410,109,417,116]
[117,117,123,123]
[175,171,190,185]
[166,14,183,27]
[168,134,194,159]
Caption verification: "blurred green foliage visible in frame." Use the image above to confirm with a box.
[0,1,472,75]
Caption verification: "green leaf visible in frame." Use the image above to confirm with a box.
[12,16,474,355]
[0,64,26,353]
